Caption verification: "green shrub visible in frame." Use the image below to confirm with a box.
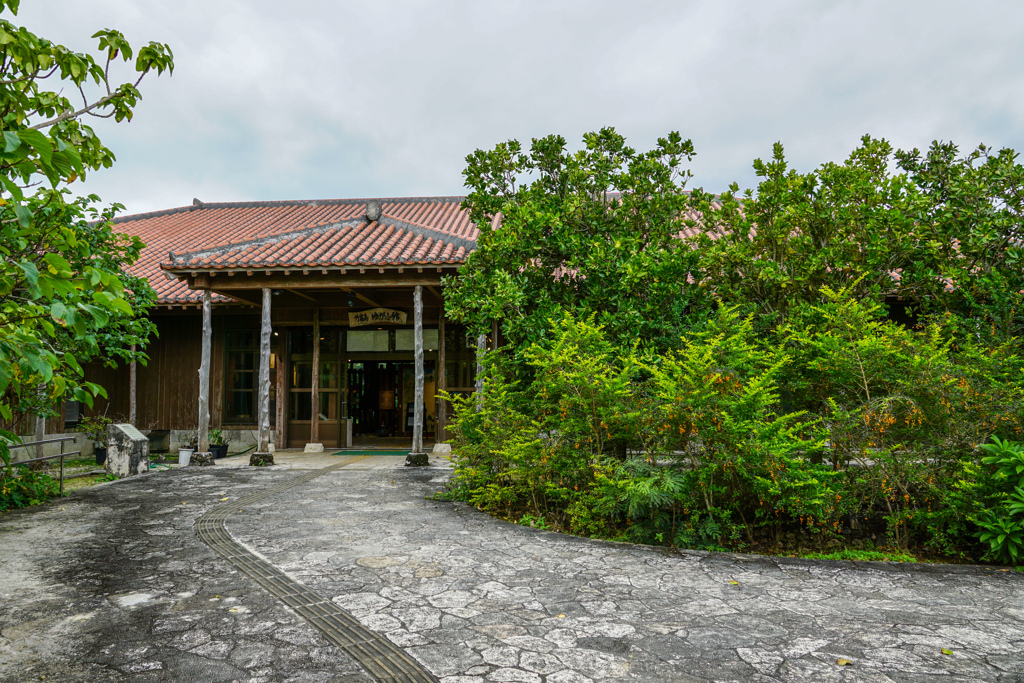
[0,467,59,512]
[973,437,1024,565]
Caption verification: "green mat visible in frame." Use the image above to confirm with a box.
[331,449,410,456]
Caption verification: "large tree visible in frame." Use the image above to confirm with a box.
[0,0,173,466]
[445,128,706,357]
[689,135,1024,337]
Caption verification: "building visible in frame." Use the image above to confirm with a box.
[81,196,490,459]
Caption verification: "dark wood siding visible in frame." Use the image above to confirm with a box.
[84,313,202,430]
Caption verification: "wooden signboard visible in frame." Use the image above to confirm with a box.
[349,308,408,327]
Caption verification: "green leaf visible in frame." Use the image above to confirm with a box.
[3,130,21,152]
[16,260,38,286]
[42,253,71,274]
[49,300,66,321]
[12,202,32,227]
[17,128,51,166]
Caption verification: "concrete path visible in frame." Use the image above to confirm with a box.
[1,456,1022,682]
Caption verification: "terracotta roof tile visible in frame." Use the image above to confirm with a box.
[109,196,476,303]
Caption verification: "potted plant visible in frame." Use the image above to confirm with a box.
[209,429,228,459]
[178,434,197,466]
[79,414,113,465]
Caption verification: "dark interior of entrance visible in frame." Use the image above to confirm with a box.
[283,321,477,449]
[347,361,435,438]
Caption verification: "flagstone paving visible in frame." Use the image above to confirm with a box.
[1,455,1022,682]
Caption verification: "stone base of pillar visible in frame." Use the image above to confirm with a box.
[432,443,452,454]
[189,451,214,467]
[405,452,429,467]
[250,452,275,467]
[304,443,324,453]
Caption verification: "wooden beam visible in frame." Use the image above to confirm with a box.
[275,345,288,450]
[310,308,320,445]
[129,344,137,425]
[341,286,381,308]
[438,313,446,443]
[426,285,443,301]
[257,288,272,454]
[285,288,316,301]
[475,333,486,411]
[209,290,262,307]
[197,290,212,454]
[411,285,425,458]
[188,272,446,290]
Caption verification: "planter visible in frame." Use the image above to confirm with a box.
[211,444,228,459]
[178,448,193,466]
[94,447,107,466]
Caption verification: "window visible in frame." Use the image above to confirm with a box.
[224,329,274,423]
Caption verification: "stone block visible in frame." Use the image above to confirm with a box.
[189,451,214,467]
[105,423,150,477]
[250,452,274,467]
[304,442,324,453]
[432,443,452,454]
[406,452,429,467]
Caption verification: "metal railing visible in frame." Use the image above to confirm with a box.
[5,435,81,496]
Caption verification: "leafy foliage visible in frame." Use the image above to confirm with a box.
[445,127,708,355]
[0,2,173,468]
[445,129,1024,565]
[0,465,57,511]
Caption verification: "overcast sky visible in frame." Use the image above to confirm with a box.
[13,0,1024,216]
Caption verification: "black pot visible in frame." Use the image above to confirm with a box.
[211,444,229,459]
[95,447,107,466]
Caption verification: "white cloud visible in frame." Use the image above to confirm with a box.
[11,0,1024,214]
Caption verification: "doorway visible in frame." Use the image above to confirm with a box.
[348,361,436,438]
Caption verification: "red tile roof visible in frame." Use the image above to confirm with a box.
[111,197,477,304]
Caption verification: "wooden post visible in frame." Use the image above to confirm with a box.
[406,285,427,465]
[437,313,446,443]
[251,287,274,466]
[474,333,486,411]
[310,308,320,445]
[34,411,44,460]
[275,345,288,450]
[129,344,137,425]
[197,291,212,455]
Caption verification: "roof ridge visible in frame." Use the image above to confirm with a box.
[164,216,476,269]
[378,214,477,251]
[111,195,468,225]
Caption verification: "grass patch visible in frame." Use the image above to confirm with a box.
[795,549,918,563]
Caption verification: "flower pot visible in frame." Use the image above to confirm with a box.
[94,446,107,466]
[211,444,228,459]
[178,448,193,466]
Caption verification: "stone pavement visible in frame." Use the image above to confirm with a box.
[1,455,1022,682]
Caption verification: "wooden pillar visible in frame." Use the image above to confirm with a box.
[275,343,288,450]
[34,411,44,460]
[253,287,273,463]
[310,308,320,445]
[437,313,446,443]
[474,333,486,410]
[407,285,427,465]
[197,291,212,454]
[129,344,137,425]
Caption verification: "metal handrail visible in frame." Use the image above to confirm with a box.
[6,435,84,497]
[4,435,78,447]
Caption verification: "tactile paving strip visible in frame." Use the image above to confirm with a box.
[195,457,440,683]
